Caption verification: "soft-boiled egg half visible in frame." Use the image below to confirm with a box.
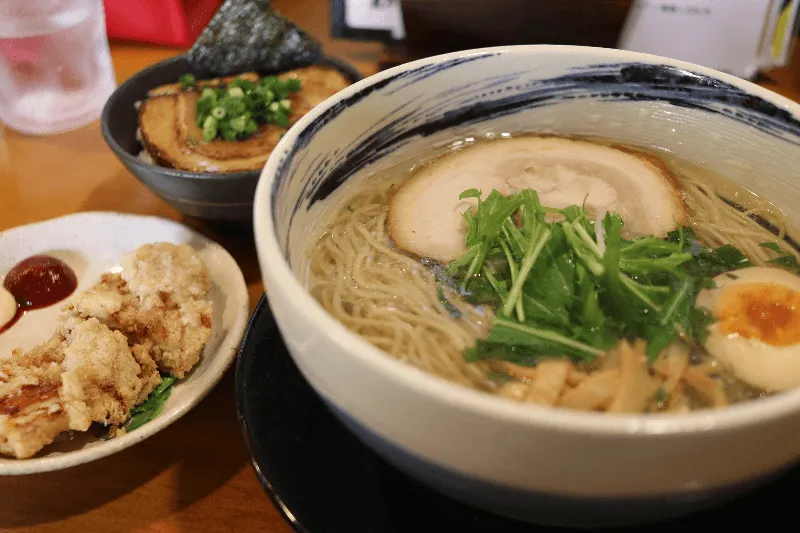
[696,266,800,392]
[0,286,17,330]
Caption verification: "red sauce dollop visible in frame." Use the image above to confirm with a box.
[0,306,22,334]
[1,255,78,334]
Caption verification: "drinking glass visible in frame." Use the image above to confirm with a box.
[0,0,117,135]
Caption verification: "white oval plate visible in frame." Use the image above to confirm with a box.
[0,212,249,474]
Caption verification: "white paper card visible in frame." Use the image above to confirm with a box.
[618,0,774,79]
[343,0,406,40]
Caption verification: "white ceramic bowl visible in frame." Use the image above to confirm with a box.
[253,46,800,527]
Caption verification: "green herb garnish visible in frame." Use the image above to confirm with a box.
[124,376,177,432]
[450,190,740,366]
[689,306,716,344]
[760,241,800,273]
[189,75,302,142]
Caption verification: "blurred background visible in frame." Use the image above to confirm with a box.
[393,0,633,54]
[102,0,632,49]
[100,0,800,79]
[1,0,798,140]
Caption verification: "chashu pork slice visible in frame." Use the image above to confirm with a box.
[137,95,273,172]
[388,137,687,262]
[138,65,352,172]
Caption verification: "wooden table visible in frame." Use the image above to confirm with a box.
[1,1,799,529]
[0,3,380,532]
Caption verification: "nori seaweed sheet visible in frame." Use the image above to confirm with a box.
[186,0,323,76]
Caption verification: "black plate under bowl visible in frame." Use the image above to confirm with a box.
[101,55,362,228]
[235,295,800,532]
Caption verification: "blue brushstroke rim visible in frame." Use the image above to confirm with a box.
[271,53,800,253]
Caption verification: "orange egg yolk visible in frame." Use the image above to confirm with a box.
[716,282,800,346]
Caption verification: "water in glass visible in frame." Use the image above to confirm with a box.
[0,0,117,134]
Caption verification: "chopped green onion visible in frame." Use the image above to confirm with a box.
[202,116,218,141]
[185,72,301,142]
[230,77,256,92]
[271,112,290,128]
[180,73,196,89]
[229,115,247,132]
[273,85,287,98]
[284,78,301,92]
[200,87,216,100]
[229,99,246,116]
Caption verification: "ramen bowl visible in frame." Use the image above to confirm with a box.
[253,46,800,527]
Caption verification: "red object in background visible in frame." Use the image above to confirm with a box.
[103,0,223,47]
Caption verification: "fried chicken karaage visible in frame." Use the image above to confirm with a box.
[0,243,213,459]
